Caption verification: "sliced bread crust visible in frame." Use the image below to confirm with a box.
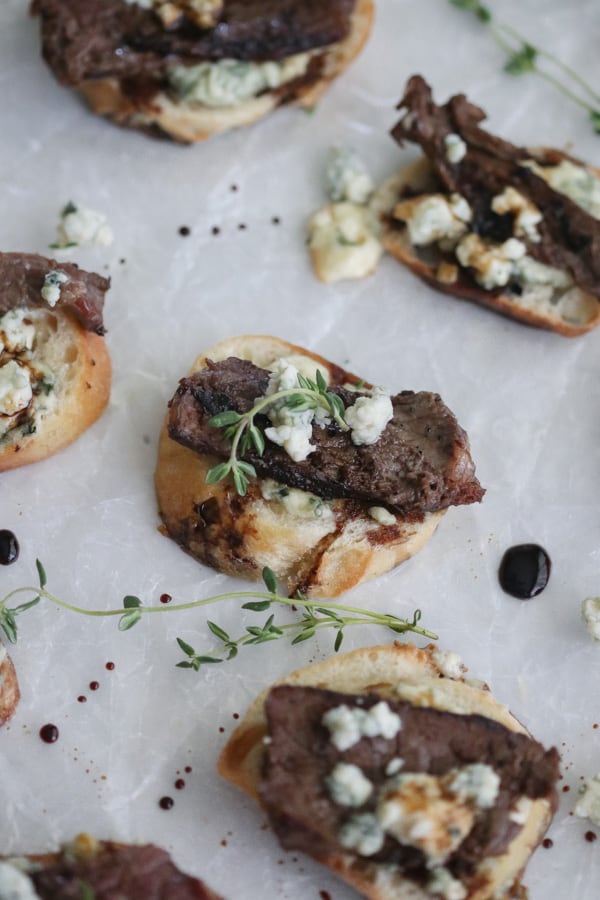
[218,643,556,900]
[0,644,20,726]
[0,307,111,471]
[155,335,445,599]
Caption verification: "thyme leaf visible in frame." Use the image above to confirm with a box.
[205,374,351,496]
[0,562,439,671]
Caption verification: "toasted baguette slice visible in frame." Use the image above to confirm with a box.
[374,157,600,337]
[0,643,20,726]
[0,833,222,898]
[155,335,446,599]
[219,643,557,900]
[0,307,111,471]
[72,0,373,143]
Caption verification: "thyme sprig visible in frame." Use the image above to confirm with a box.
[205,370,349,496]
[450,0,600,133]
[0,564,437,670]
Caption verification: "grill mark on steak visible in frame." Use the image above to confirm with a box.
[0,252,109,335]
[167,357,484,518]
[9,841,220,899]
[31,0,355,84]
[260,685,559,882]
[391,75,600,300]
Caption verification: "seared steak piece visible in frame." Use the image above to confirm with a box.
[260,685,560,878]
[167,357,484,517]
[31,0,356,83]
[392,75,600,299]
[0,252,109,335]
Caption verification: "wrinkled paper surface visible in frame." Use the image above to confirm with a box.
[1,0,600,897]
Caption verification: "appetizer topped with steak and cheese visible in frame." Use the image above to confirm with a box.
[220,643,560,900]
[156,335,483,598]
[0,252,111,471]
[31,0,374,142]
[375,75,600,336]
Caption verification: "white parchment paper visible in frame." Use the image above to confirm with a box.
[1,1,600,897]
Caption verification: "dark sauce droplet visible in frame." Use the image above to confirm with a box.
[184,766,192,773]
[40,724,59,743]
[89,681,100,691]
[160,593,172,604]
[498,544,551,599]
[77,695,87,703]
[585,831,597,843]
[178,226,191,237]
[175,779,185,790]
[0,530,19,565]
[159,796,174,810]
[105,661,115,671]
[542,838,553,849]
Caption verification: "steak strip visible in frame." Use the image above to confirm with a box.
[167,357,484,517]
[0,252,108,335]
[391,75,600,299]
[260,685,559,881]
[31,0,355,84]
[9,841,221,899]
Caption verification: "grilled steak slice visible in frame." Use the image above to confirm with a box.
[391,75,600,299]
[31,0,355,84]
[4,840,221,899]
[260,685,560,878]
[167,357,484,517]
[0,252,109,335]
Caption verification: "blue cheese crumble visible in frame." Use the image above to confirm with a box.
[0,862,40,900]
[581,597,600,642]
[322,701,402,751]
[326,763,374,807]
[325,147,375,205]
[54,202,113,249]
[575,774,600,827]
[444,133,467,164]
[338,813,385,856]
[41,270,68,307]
[345,391,393,446]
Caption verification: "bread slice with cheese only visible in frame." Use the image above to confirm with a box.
[31,0,374,143]
[0,252,111,471]
[0,643,20,726]
[373,75,600,337]
[219,642,559,900]
[155,335,483,599]
[0,833,222,898]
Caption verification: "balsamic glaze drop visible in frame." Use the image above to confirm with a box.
[498,544,551,599]
[0,530,19,565]
[39,723,59,743]
[159,796,174,810]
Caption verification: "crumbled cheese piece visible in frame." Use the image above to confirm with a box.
[307,202,383,283]
[512,255,572,289]
[455,233,526,289]
[56,203,113,248]
[260,479,332,520]
[394,194,472,247]
[41,269,69,307]
[385,757,404,776]
[326,147,374,205]
[449,764,500,809]
[0,309,35,354]
[168,53,310,107]
[582,597,600,641]
[508,796,532,825]
[575,774,600,826]
[491,186,542,242]
[322,701,402,752]
[326,763,374,807]
[436,261,459,284]
[262,359,316,462]
[338,813,385,856]
[154,0,222,27]
[428,867,467,900]
[431,648,464,680]
[368,506,396,526]
[444,133,467,164]
[0,862,40,900]
[529,159,600,220]
[0,361,33,417]
[345,391,393,446]
[377,772,476,863]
